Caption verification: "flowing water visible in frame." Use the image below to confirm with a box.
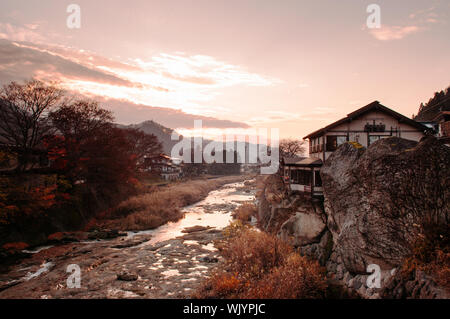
[128,181,255,245]
[0,179,255,299]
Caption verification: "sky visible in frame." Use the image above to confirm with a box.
[0,0,449,140]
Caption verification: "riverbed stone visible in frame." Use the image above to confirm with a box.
[117,272,138,281]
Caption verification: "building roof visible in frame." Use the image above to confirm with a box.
[281,156,305,164]
[303,101,430,140]
[281,156,322,167]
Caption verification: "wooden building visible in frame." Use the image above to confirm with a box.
[143,153,182,181]
[414,97,450,145]
[280,156,323,197]
[281,101,432,197]
[303,101,431,161]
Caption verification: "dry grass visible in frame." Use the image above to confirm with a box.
[243,253,328,299]
[194,225,327,299]
[95,175,247,231]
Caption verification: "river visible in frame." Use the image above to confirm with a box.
[0,180,255,299]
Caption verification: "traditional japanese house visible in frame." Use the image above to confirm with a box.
[143,153,182,180]
[280,156,323,197]
[280,101,431,197]
[303,101,431,162]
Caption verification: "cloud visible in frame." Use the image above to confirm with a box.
[131,53,279,88]
[0,23,46,43]
[0,23,280,130]
[0,39,137,87]
[0,40,279,113]
[98,97,250,129]
[367,4,444,41]
[369,25,420,41]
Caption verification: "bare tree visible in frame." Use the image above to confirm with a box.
[0,80,64,171]
[49,99,114,141]
[279,138,306,158]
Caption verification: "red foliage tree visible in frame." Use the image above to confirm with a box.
[122,128,162,170]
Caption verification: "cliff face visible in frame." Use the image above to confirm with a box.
[258,137,449,298]
[321,137,449,274]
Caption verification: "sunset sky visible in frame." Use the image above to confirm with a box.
[0,0,449,140]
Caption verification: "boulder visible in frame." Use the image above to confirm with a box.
[199,256,219,263]
[278,211,326,246]
[321,137,449,273]
[117,272,138,281]
[181,225,213,233]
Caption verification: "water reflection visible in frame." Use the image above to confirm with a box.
[128,181,254,245]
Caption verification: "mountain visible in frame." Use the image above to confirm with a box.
[120,120,268,162]
[120,120,181,155]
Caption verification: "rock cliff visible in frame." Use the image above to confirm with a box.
[321,137,448,274]
[258,137,449,298]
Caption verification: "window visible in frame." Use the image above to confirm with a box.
[298,170,312,185]
[337,136,347,146]
[290,170,312,185]
[314,171,322,187]
[326,136,347,151]
[364,121,386,132]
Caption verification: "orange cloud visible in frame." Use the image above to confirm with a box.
[369,25,420,41]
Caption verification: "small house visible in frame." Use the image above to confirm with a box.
[280,156,323,197]
[303,101,431,162]
[281,101,431,197]
[143,153,182,181]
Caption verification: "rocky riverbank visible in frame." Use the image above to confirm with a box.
[0,227,224,298]
[0,180,256,299]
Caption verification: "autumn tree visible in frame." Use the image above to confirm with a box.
[278,138,306,158]
[0,80,64,171]
[122,128,162,170]
[49,100,117,182]
[79,126,136,187]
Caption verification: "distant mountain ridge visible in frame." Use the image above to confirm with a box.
[119,120,181,155]
[119,120,267,162]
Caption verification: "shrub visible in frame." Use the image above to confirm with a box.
[221,229,292,279]
[194,229,327,299]
[232,203,256,223]
[400,222,450,290]
[243,254,327,299]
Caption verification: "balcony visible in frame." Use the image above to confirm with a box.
[364,123,386,132]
